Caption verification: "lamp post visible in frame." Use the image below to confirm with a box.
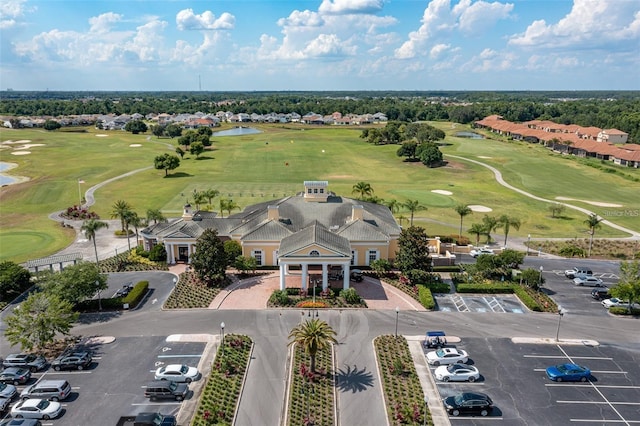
[96,280,102,311]
[555,308,564,342]
[220,322,225,356]
[423,394,429,426]
[538,266,544,288]
[77,179,84,206]
[527,234,531,256]
[172,277,177,286]
[394,307,400,337]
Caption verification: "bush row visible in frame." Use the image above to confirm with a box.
[75,280,148,312]
[417,285,435,310]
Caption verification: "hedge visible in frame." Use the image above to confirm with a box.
[609,306,640,316]
[122,281,149,307]
[417,285,436,310]
[75,280,149,312]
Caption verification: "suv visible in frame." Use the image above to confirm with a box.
[144,380,188,401]
[20,379,71,402]
[2,354,47,372]
[443,391,494,417]
[591,288,611,300]
[51,351,92,371]
[564,267,593,279]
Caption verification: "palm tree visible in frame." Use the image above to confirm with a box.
[288,318,337,373]
[192,190,207,210]
[454,204,472,239]
[81,219,109,265]
[385,199,400,215]
[146,208,166,225]
[403,199,426,227]
[351,181,373,200]
[497,215,521,247]
[482,215,498,244]
[125,211,144,248]
[396,214,407,227]
[219,199,240,218]
[204,189,220,207]
[468,223,485,246]
[111,200,132,232]
[584,213,603,257]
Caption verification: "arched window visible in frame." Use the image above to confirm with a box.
[309,250,320,257]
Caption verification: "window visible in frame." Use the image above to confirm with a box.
[368,250,378,265]
[308,188,312,194]
[314,188,318,193]
[351,250,357,266]
[310,250,320,257]
[320,189,324,194]
[252,250,263,266]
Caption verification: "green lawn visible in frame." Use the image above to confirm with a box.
[1,123,638,263]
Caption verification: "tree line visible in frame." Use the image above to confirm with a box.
[2,92,639,142]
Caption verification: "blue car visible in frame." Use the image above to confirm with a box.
[546,363,591,382]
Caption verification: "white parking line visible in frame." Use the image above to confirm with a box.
[570,420,640,423]
[547,384,640,389]
[157,354,202,358]
[46,371,92,375]
[524,355,613,360]
[131,402,182,406]
[558,401,640,406]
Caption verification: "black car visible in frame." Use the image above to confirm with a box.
[0,368,31,385]
[443,392,493,417]
[0,419,42,426]
[591,287,611,300]
[51,351,92,371]
[144,380,189,401]
[116,282,134,297]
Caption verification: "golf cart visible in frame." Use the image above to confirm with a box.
[423,331,447,349]
[337,269,364,282]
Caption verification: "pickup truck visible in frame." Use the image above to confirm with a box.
[116,412,177,426]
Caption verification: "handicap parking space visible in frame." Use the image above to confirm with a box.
[425,338,640,425]
[434,294,526,313]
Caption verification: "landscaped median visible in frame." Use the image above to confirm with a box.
[191,334,253,426]
[374,335,432,426]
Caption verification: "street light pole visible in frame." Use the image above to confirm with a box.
[395,307,400,337]
[96,280,102,311]
[220,322,225,356]
[527,234,531,256]
[538,266,544,288]
[556,310,564,342]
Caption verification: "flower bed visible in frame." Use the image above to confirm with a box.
[192,334,252,426]
[164,271,221,309]
[287,344,335,426]
[98,249,168,272]
[374,335,431,426]
[268,287,367,309]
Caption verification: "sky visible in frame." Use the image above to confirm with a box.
[0,0,639,91]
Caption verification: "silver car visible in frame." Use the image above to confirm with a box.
[573,276,604,287]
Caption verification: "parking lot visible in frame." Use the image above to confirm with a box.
[0,336,207,426]
[434,294,526,313]
[426,338,640,425]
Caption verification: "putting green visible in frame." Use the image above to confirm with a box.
[0,230,58,262]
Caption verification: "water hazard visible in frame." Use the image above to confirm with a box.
[212,127,262,137]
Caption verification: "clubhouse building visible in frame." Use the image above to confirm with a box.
[141,181,449,292]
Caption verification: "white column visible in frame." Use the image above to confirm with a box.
[187,244,192,263]
[285,264,290,275]
[301,264,308,290]
[279,264,286,290]
[322,264,329,290]
[166,244,173,264]
[343,262,350,290]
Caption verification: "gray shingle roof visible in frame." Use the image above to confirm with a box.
[279,221,351,257]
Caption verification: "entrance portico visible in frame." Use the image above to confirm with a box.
[278,259,351,291]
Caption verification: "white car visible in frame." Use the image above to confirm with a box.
[573,276,605,287]
[11,398,62,420]
[426,348,469,366]
[435,364,480,382]
[470,248,494,258]
[155,364,199,383]
[602,298,636,309]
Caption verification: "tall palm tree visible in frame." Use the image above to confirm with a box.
[468,223,485,246]
[146,208,166,225]
[204,189,220,206]
[111,200,132,232]
[288,318,337,373]
[125,211,144,248]
[192,190,207,210]
[351,181,373,200]
[385,199,400,215]
[584,213,603,257]
[396,214,407,227]
[454,204,472,239]
[81,219,109,265]
[219,199,240,218]
[497,215,521,247]
[403,199,426,227]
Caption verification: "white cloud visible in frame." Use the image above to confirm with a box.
[1,0,34,30]
[454,0,514,35]
[318,0,384,15]
[509,0,640,48]
[430,43,450,59]
[89,12,122,34]
[303,33,357,57]
[124,19,167,62]
[176,9,235,31]
[278,10,324,27]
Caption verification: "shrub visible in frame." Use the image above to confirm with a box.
[270,290,291,306]
[340,288,361,304]
[608,306,640,316]
[417,285,435,310]
[405,269,432,284]
[61,205,99,220]
[122,281,149,307]
[148,243,167,262]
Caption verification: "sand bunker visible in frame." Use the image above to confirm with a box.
[555,197,623,208]
[16,144,45,150]
[14,140,32,144]
[468,205,493,212]
[11,151,31,156]
[96,134,108,137]
[431,189,453,196]
[477,156,492,159]
[129,144,142,147]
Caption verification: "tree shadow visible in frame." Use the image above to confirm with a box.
[165,172,192,178]
[335,364,374,393]
[76,310,123,324]
[194,156,215,160]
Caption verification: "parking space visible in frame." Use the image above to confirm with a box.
[0,336,206,426]
[425,338,640,425]
[434,294,526,313]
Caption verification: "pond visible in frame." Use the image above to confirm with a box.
[212,127,262,137]
[455,131,484,139]
[0,162,18,185]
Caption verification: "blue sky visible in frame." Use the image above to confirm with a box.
[1,0,638,91]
